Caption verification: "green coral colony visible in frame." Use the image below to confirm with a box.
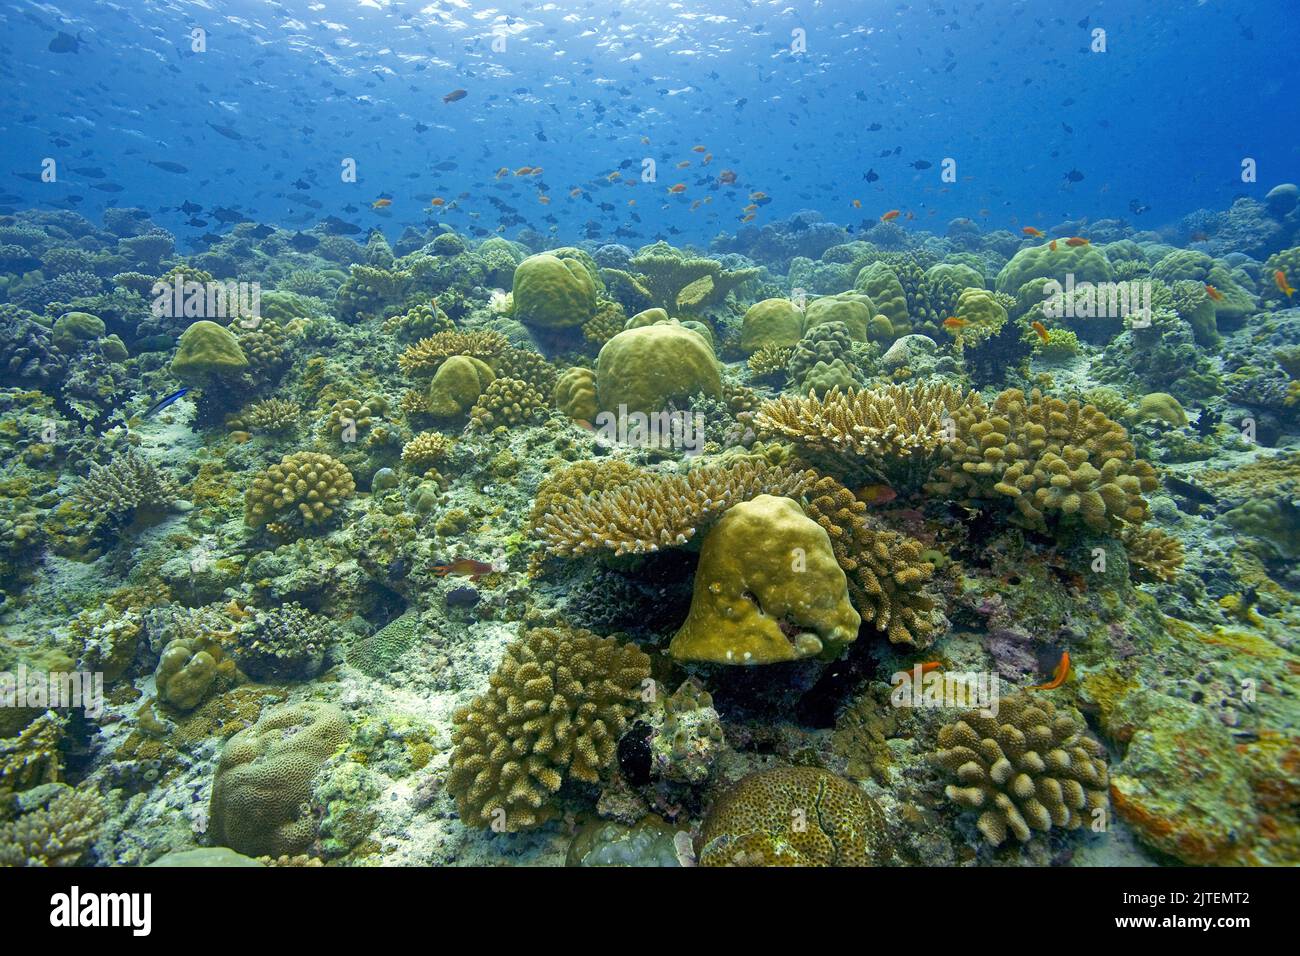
[2,183,1300,871]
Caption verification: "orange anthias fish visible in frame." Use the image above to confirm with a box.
[1032,651,1071,691]
[1031,320,1050,342]
[1065,236,1090,246]
[1276,269,1296,298]
[494,167,510,179]
[667,183,687,194]
[1022,226,1044,237]
[942,316,967,330]
[433,558,495,580]
[749,191,768,201]
[1049,239,1058,251]
[851,199,862,209]
[881,209,901,222]
[856,483,897,505]
[371,198,392,209]
[569,187,582,198]
[514,166,534,176]
[1204,284,1223,301]
[429,197,446,207]
[676,160,691,169]
[692,145,707,153]
[442,88,468,104]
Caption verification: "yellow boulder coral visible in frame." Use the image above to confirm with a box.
[670,495,861,665]
[595,323,721,416]
[426,355,495,417]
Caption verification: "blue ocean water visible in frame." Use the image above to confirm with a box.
[3,0,1296,246]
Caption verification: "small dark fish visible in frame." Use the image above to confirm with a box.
[179,200,202,215]
[1064,168,1085,183]
[247,224,275,239]
[288,232,320,251]
[909,160,932,170]
[863,169,879,182]
[186,217,207,227]
[210,206,248,224]
[142,387,188,418]
[48,32,82,54]
[71,166,106,178]
[442,88,468,103]
[414,122,429,133]
[434,161,457,171]
[92,182,124,192]
[319,215,361,235]
[291,178,310,190]
[867,122,882,131]
[1128,198,1151,215]
[1192,405,1221,438]
[149,160,188,174]
[206,122,243,141]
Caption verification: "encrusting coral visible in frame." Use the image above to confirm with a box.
[447,627,650,831]
[932,691,1109,846]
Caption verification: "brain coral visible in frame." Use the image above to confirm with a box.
[594,323,721,416]
[554,366,599,422]
[926,388,1158,533]
[669,495,861,665]
[208,701,349,858]
[448,627,651,831]
[932,691,1109,846]
[244,451,355,530]
[697,766,889,866]
[994,241,1114,294]
[511,251,599,328]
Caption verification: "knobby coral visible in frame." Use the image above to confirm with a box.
[448,627,650,831]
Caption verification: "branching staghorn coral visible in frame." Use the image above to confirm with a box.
[1121,525,1185,584]
[801,476,941,646]
[535,460,816,558]
[240,398,301,434]
[747,344,793,380]
[401,431,454,472]
[0,711,65,793]
[77,448,182,521]
[932,691,1109,846]
[448,627,650,831]
[0,784,105,866]
[926,388,1159,533]
[397,330,509,376]
[755,381,978,487]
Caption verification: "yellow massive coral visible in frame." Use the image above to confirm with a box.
[927,388,1158,533]
[448,627,650,831]
[244,452,355,529]
[534,460,816,558]
[669,495,861,664]
[802,476,940,646]
[755,382,978,486]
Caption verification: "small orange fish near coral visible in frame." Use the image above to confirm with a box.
[1276,269,1295,298]
[606,171,622,182]
[1032,651,1071,690]
[692,145,707,153]
[676,160,691,169]
[429,197,445,207]
[702,153,713,165]
[667,183,686,194]
[494,167,509,179]
[1031,320,1050,342]
[1204,284,1223,301]
[1049,239,1058,251]
[942,316,967,329]
[749,191,768,201]
[851,199,862,209]
[371,198,391,209]
[740,213,755,223]
[1022,226,1044,237]
[569,187,582,198]
[1065,236,1089,246]
[537,194,550,204]
[514,166,534,176]
[856,483,897,505]
[881,209,901,222]
[433,558,495,580]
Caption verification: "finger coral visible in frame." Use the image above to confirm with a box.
[77,448,182,522]
[535,460,816,558]
[401,431,454,472]
[448,627,650,831]
[801,475,941,646]
[926,387,1159,533]
[467,376,548,431]
[244,451,355,530]
[932,691,1110,846]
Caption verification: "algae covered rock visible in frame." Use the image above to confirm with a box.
[170,320,248,383]
[595,323,721,415]
[208,701,349,858]
[669,494,861,665]
[739,298,802,353]
[697,766,888,866]
[511,251,598,328]
[51,311,105,353]
[566,815,684,867]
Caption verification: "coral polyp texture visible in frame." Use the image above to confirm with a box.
[244,451,356,530]
[932,692,1110,846]
[447,627,650,831]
